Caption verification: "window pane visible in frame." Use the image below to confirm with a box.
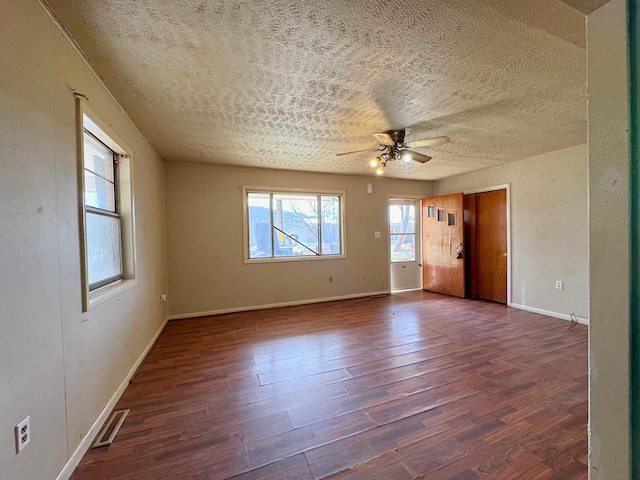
[84,170,116,211]
[390,234,416,262]
[86,212,122,288]
[274,194,318,257]
[84,133,115,182]
[389,204,415,234]
[321,196,341,254]
[247,193,272,258]
[246,190,344,260]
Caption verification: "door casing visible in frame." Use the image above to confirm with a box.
[388,195,424,293]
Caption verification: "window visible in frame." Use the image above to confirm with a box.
[389,202,416,262]
[244,188,345,261]
[80,108,135,308]
[83,131,121,289]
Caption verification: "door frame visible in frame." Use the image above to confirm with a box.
[387,194,424,293]
[460,184,511,306]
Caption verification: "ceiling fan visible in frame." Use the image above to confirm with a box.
[337,129,449,175]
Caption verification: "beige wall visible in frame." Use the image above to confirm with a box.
[164,162,434,317]
[435,144,589,320]
[0,1,168,479]
[587,0,630,477]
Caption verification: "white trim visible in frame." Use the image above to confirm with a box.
[79,101,138,312]
[55,316,169,480]
[510,303,589,325]
[87,279,138,310]
[241,186,347,264]
[461,184,510,195]
[387,196,423,293]
[166,291,390,320]
[391,287,423,294]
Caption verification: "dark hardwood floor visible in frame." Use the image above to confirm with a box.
[70,291,588,480]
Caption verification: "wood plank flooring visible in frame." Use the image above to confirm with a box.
[70,291,588,480]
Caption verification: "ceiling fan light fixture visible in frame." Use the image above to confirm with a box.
[376,167,384,175]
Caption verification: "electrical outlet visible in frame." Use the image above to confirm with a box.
[374,231,381,238]
[15,416,30,453]
[555,280,563,290]
[159,294,167,303]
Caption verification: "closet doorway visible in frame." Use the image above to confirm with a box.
[463,188,508,303]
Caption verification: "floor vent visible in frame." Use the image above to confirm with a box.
[92,409,129,448]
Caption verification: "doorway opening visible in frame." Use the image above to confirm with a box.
[389,198,422,292]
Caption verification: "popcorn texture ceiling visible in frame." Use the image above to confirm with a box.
[45,0,590,180]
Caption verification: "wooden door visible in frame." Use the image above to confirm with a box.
[422,193,465,297]
[476,189,507,303]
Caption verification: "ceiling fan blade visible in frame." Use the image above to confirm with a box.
[373,129,405,146]
[402,149,432,164]
[336,148,381,157]
[404,136,450,148]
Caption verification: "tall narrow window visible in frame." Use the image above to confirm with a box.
[80,109,135,308]
[83,131,122,290]
[244,189,345,261]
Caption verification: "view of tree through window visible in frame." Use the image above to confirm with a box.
[389,203,416,262]
[247,191,343,259]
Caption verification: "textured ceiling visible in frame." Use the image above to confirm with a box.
[558,0,611,14]
[45,0,587,180]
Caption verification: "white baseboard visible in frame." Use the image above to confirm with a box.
[167,291,390,320]
[56,316,169,480]
[510,303,589,325]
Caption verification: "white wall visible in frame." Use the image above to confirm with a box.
[587,0,630,477]
[435,144,589,320]
[0,1,168,479]
[164,162,434,317]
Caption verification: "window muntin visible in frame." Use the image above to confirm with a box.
[246,190,344,260]
[390,203,416,263]
[83,133,116,211]
[83,123,123,291]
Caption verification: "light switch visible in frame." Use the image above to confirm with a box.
[374,231,381,238]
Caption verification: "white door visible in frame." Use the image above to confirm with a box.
[389,198,422,292]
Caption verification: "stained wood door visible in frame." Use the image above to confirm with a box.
[476,189,507,303]
[422,193,465,297]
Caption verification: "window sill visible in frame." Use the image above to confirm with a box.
[244,254,347,265]
[86,278,138,311]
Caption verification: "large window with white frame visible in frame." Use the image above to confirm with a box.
[244,188,345,261]
[80,108,136,308]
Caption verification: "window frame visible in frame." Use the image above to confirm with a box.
[242,186,347,264]
[83,130,122,290]
[78,100,137,311]
[389,202,417,264]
